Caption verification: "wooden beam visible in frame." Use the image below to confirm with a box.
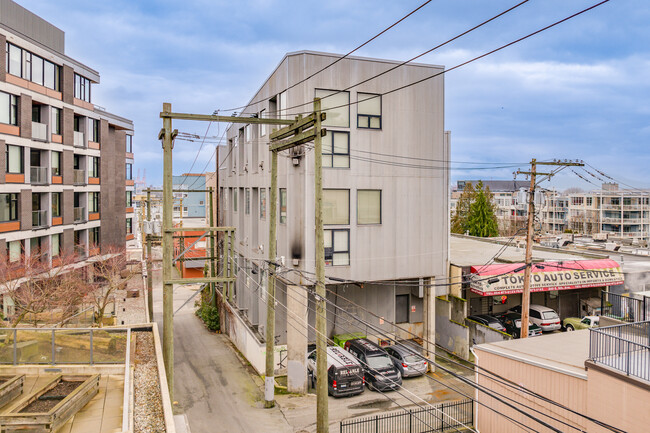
[270,128,326,152]
[159,112,294,125]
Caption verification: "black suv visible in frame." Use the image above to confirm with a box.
[344,338,402,392]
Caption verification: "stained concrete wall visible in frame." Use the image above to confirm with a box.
[435,296,469,360]
[467,319,511,347]
[286,285,307,393]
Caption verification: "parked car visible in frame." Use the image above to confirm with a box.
[467,314,507,332]
[508,304,561,332]
[384,343,427,378]
[563,315,600,331]
[344,338,402,392]
[497,313,542,338]
[306,346,364,397]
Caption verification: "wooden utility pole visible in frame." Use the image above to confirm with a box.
[517,159,583,338]
[146,188,153,322]
[265,101,326,424]
[209,187,217,307]
[140,198,146,261]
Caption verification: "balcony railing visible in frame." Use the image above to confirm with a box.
[31,209,48,228]
[73,131,85,148]
[73,170,86,185]
[31,121,47,141]
[74,206,86,223]
[589,321,650,382]
[30,166,48,185]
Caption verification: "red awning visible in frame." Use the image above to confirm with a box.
[469,259,624,296]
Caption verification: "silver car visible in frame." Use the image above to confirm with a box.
[384,343,428,378]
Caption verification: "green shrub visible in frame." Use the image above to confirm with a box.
[196,302,220,332]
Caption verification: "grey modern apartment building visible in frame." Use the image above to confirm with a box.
[0,0,135,265]
[218,51,449,350]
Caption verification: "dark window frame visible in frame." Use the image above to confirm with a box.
[322,130,350,169]
[0,193,18,222]
[52,192,61,217]
[89,192,100,213]
[5,43,60,91]
[356,93,382,130]
[324,228,350,266]
[126,163,133,180]
[357,189,382,225]
[6,145,24,174]
[126,135,133,153]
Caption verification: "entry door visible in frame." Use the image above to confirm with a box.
[395,294,409,324]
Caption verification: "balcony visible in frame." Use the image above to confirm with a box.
[589,321,650,383]
[30,166,49,185]
[602,204,622,210]
[74,207,86,223]
[73,131,85,148]
[73,170,86,186]
[31,121,47,141]
[32,210,48,228]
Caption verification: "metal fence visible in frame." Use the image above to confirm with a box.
[0,328,128,365]
[340,398,473,433]
[601,291,650,323]
[589,321,650,382]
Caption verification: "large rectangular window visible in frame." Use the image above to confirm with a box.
[260,189,266,219]
[323,189,349,225]
[5,43,60,90]
[51,151,61,176]
[90,119,100,142]
[324,229,350,266]
[6,145,23,174]
[126,191,133,207]
[126,135,133,153]
[51,233,60,257]
[126,163,133,180]
[89,227,100,247]
[279,188,287,224]
[7,240,22,262]
[0,193,18,222]
[89,156,100,178]
[52,192,61,217]
[74,73,91,102]
[315,89,350,127]
[126,218,133,234]
[51,107,61,134]
[7,43,21,76]
[0,92,18,125]
[357,93,382,129]
[89,192,100,213]
[322,130,349,168]
[358,190,381,224]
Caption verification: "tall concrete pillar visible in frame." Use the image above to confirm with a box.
[286,284,308,394]
[423,276,436,372]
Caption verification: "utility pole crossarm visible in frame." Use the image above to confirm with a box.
[159,111,294,126]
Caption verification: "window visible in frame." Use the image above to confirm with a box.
[7,240,22,262]
[89,192,100,213]
[126,163,133,180]
[259,109,266,136]
[245,188,250,215]
[323,189,349,225]
[74,73,91,102]
[126,191,133,207]
[279,188,287,224]
[89,156,100,178]
[322,130,349,168]
[126,135,133,153]
[278,91,287,119]
[51,233,60,257]
[358,190,381,224]
[315,89,350,127]
[324,229,349,266]
[73,116,81,132]
[586,197,593,206]
[233,188,238,212]
[357,93,381,129]
[6,145,23,174]
[126,218,133,234]
[90,119,100,142]
[0,92,18,125]
[5,43,60,90]
[395,294,409,323]
[52,192,61,217]
[32,104,41,123]
[51,107,61,134]
[0,193,18,222]
[260,189,266,219]
[89,227,100,247]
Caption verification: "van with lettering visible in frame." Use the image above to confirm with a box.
[307,346,364,397]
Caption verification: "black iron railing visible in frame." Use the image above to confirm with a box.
[601,291,649,323]
[340,398,473,433]
[589,321,650,382]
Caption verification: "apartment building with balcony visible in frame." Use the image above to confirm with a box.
[218,51,449,357]
[0,0,134,264]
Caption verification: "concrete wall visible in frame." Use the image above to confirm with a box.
[435,296,469,360]
[467,319,511,347]
[100,122,126,251]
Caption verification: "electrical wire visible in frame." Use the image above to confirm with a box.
[220,0,434,113]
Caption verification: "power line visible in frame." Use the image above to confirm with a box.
[221,0,434,113]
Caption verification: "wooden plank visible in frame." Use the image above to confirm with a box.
[270,128,324,152]
[269,113,315,140]
[0,375,24,409]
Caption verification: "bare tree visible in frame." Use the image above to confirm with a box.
[89,246,137,327]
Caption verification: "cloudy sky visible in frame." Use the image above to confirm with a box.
[17,0,650,191]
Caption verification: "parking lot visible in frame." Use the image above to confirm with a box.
[275,355,475,432]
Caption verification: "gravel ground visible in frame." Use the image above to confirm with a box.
[134,331,166,433]
[115,273,148,326]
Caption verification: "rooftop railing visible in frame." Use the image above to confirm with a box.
[589,321,650,382]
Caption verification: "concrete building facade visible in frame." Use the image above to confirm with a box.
[0,0,134,263]
[172,174,206,219]
[218,51,449,356]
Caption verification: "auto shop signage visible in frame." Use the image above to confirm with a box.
[469,259,624,296]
